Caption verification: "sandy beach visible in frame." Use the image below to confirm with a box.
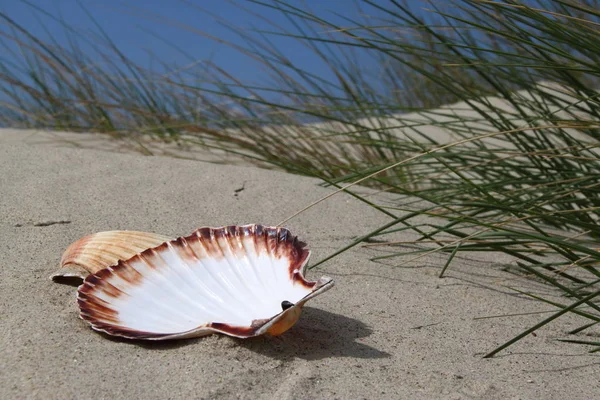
[1,128,598,399]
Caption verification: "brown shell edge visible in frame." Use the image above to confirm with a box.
[76,224,334,340]
[51,263,90,280]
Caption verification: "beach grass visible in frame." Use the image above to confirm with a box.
[1,0,599,356]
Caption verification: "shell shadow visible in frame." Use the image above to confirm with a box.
[240,307,390,360]
[106,307,389,360]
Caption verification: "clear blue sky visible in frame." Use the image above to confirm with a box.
[2,1,399,88]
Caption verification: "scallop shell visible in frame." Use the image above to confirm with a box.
[52,231,172,281]
[77,224,333,340]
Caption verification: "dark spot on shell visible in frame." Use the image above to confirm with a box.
[281,300,294,310]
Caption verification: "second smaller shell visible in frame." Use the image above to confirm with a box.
[52,230,171,280]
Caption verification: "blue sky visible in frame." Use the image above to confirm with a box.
[2,1,397,87]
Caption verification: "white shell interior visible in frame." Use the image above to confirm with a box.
[91,243,314,334]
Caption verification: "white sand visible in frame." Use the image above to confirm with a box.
[1,128,598,399]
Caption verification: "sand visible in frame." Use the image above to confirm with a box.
[1,129,598,400]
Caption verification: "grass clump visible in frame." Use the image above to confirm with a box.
[1,0,599,356]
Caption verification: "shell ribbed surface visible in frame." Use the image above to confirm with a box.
[60,230,172,274]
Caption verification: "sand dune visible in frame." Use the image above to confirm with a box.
[4,82,596,167]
